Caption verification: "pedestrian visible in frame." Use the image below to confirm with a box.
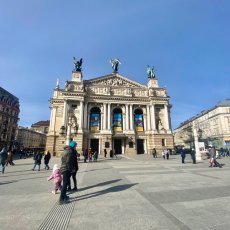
[152,148,157,158]
[44,150,51,170]
[47,164,62,194]
[88,148,92,162]
[6,150,15,166]
[59,141,78,204]
[32,151,43,171]
[19,149,25,159]
[83,149,88,163]
[181,147,186,164]
[0,147,8,174]
[104,149,107,158]
[166,149,170,160]
[93,151,97,161]
[67,145,79,192]
[110,149,113,158]
[191,148,196,164]
[162,149,166,159]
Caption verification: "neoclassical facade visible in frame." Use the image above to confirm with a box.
[46,68,173,156]
[174,99,230,149]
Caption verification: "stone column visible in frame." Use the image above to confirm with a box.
[126,104,129,130]
[147,105,151,131]
[62,100,67,126]
[79,101,83,130]
[143,114,147,131]
[123,111,125,131]
[49,106,54,132]
[129,104,133,130]
[83,102,88,129]
[103,103,107,130]
[51,106,57,132]
[151,104,156,130]
[107,103,111,130]
[164,104,169,130]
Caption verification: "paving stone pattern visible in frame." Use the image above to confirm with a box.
[1,154,230,230]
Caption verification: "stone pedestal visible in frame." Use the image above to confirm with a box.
[72,71,82,82]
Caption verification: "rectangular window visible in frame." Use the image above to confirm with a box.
[162,139,166,146]
[105,142,110,148]
[129,142,134,148]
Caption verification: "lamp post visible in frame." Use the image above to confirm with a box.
[192,122,202,161]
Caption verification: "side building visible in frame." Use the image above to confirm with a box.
[15,126,47,151]
[174,99,230,149]
[31,120,50,134]
[0,86,20,149]
[46,63,174,156]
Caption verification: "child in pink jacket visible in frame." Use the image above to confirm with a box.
[47,164,62,194]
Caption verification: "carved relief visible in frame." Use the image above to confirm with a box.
[133,90,147,97]
[155,90,166,97]
[87,87,110,95]
[88,77,143,88]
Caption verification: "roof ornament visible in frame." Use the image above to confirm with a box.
[147,65,156,78]
[73,57,83,72]
[55,78,59,89]
[110,58,121,73]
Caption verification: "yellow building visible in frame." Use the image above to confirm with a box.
[46,61,174,156]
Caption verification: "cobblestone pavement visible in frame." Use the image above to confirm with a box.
[1,154,230,230]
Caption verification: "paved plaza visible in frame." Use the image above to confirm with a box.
[1,154,230,230]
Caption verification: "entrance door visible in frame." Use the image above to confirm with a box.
[114,139,122,154]
[137,139,144,154]
[90,139,99,154]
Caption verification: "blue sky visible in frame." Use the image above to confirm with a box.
[0,0,229,129]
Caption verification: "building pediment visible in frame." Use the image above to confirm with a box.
[84,73,146,89]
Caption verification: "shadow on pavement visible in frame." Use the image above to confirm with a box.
[0,180,17,185]
[75,183,138,201]
[77,179,122,192]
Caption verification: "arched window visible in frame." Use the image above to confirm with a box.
[90,107,101,131]
[113,108,123,131]
[134,109,144,131]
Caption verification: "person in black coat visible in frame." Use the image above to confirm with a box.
[32,152,43,171]
[59,141,78,204]
[44,151,51,170]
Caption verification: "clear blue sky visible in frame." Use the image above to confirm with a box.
[0,0,229,129]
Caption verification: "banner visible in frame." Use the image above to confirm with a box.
[135,114,144,131]
[90,113,100,131]
[113,113,122,131]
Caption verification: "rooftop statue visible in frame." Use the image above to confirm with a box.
[110,58,121,72]
[73,57,83,72]
[147,65,155,78]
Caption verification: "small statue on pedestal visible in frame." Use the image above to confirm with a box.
[147,65,155,78]
[73,57,83,72]
[110,58,121,73]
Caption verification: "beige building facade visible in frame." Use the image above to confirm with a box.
[174,99,230,149]
[16,126,47,150]
[46,68,173,156]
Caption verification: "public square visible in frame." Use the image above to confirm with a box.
[1,154,230,230]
